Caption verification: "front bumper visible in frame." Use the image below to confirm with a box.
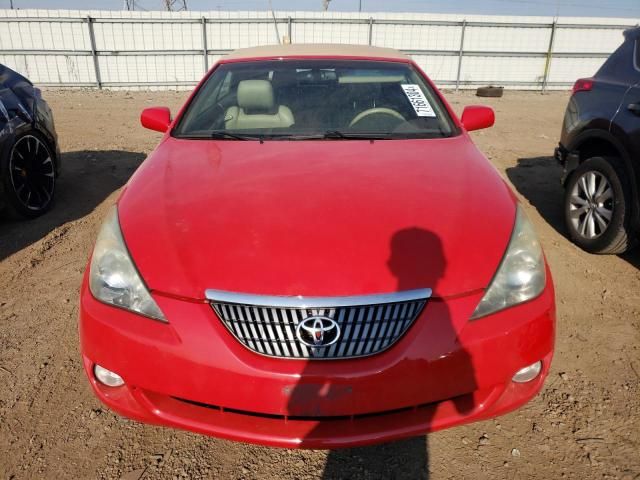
[79,271,555,449]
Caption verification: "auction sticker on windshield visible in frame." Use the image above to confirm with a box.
[401,84,436,118]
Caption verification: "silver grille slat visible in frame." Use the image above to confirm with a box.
[270,308,290,357]
[261,306,281,356]
[346,308,366,357]
[207,289,430,360]
[281,309,300,357]
[354,306,374,357]
[337,308,356,358]
[325,308,344,358]
[251,306,272,356]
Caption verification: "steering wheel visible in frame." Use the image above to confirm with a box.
[349,107,406,129]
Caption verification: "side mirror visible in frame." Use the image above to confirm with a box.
[461,105,495,132]
[141,107,171,133]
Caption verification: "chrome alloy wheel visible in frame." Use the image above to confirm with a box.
[568,170,614,239]
[9,134,55,212]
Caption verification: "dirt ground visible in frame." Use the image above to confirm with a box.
[1,89,639,480]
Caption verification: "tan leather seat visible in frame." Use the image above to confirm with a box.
[225,80,294,130]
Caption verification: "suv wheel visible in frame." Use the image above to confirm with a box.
[0,131,56,219]
[564,156,635,254]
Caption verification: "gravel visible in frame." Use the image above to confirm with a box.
[0,89,639,479]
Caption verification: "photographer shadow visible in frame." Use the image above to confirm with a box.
[288,227,477,479]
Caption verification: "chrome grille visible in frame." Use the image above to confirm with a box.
[207,289,430,359]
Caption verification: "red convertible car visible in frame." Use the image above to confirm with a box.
[80,44,555,448]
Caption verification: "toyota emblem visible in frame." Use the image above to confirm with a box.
[296,316,341,348]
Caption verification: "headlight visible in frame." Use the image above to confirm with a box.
[471,206,546,319]
[89,206,166,322]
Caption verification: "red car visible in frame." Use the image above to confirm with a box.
[80,44,555,448]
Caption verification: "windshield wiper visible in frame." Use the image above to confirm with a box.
[204,130,396,141]
[323,130,390,140]
[266,131,391,140]
[209,131,261,141]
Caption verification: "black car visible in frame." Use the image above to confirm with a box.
[555,27,640,254]
[0,64,60,218]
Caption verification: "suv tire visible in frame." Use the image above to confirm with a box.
[564,156,636,254]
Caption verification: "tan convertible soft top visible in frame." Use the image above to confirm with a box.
[223,43,410,61]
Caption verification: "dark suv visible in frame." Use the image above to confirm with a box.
[555,27,640,254]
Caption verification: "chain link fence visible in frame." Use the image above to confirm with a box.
[0,9,637,90]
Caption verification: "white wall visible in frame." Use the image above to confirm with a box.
[0,9,637,90]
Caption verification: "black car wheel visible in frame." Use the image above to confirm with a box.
[564,156,635,254]
[0,131,56,219]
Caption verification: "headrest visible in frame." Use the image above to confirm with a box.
[237,79,275,112]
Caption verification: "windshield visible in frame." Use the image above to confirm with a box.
[174,60,456,140]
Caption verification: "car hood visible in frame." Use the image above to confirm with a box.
[118,136,516,300]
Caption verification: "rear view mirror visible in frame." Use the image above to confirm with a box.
[141,107,171,133]
[461,105,495,132]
